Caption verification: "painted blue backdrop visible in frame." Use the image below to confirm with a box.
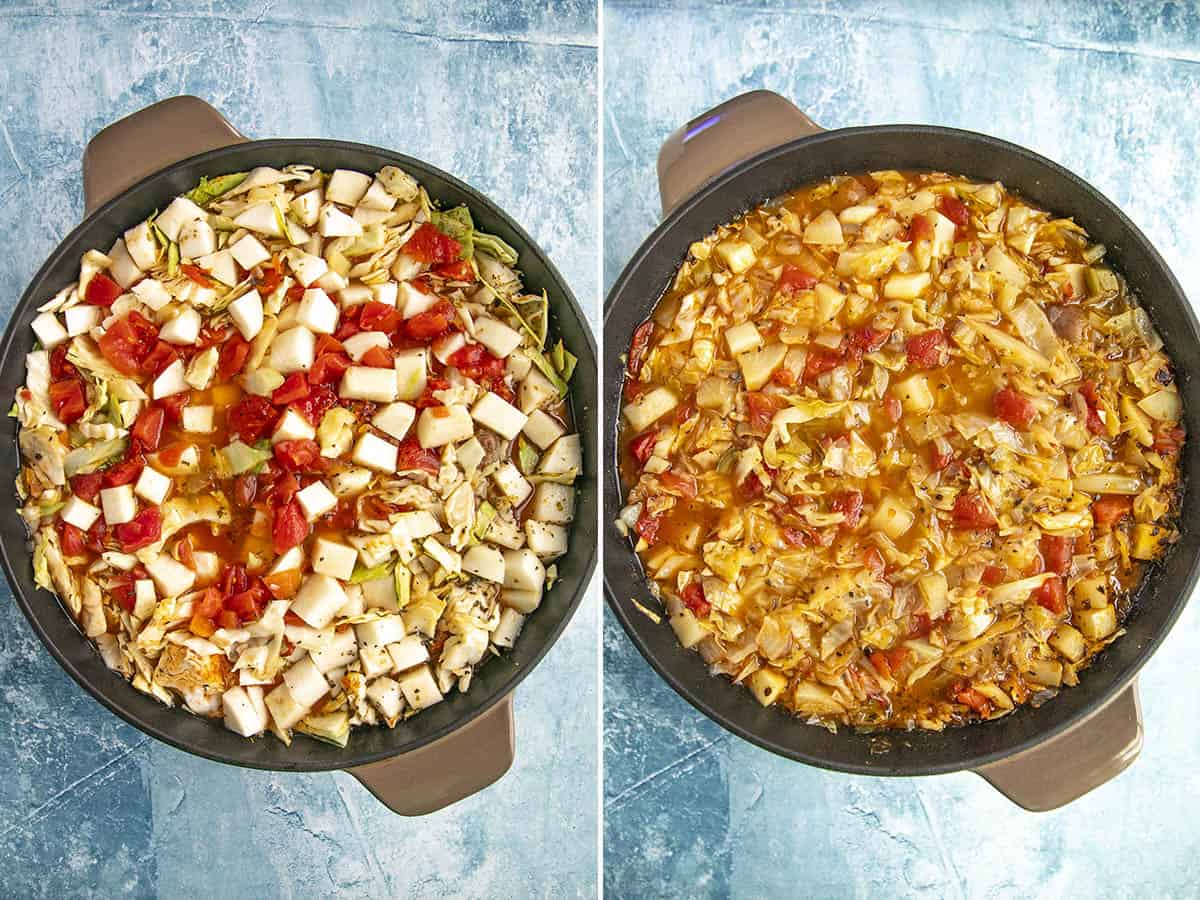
[603,2,1200,898]
[0,2,598,898]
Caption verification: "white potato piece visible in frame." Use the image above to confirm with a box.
[228,289,264,340]
[470,392,528,440]
[326,169,372,206]
[123,221,159,269]
[394,348,428,401]
[502,548,545,593]
[339,366,399,403]
[296,481,338,521]
[623,386,678,432]
[352,432,398,474]
[64,305,101,337]
[283,656,329,707]
[311,537,358,581]
[397,664,443,710]
[269,326,316,374]
[416,405,474,448]
[291,574,349,628]
[264,682,307,729]
[134,466,171,504]
[156,197,207,241]
[31,312,68,350]
[525,520,568,559]
[530,482,574,524]
[146,554,196,597]
[462,544,505,583]
[523,409,566,449]
[100,485,136,525]
[272,409,316,444]
[473,318,522,358]
[297,289,339,334]
[61,495,101,532]
[372,402,416,441]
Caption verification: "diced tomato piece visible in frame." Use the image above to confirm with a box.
[883,394,902,423]
[176,535,196,571]
[629,430,658,466]
[831,490,864,529]
[402,222,462,265]
[272,372,311,406]
[315,335,346,358]
[1079,380,1105,435]
[954,685,992,716]
[909,612,934,638]
[272,499,310,553]
[413,377,451,410]
[907,213,934,242]
[196,325,231,350]
[131,406,165,452]
[1153,426,1186,455]
[432,258,476,282]
[264,568,302,600]
[272,473,301,506]
[217,609,240,631]
[309,352,351,385]
[228,395,280,443]
[777,264,818,293]
[745,391,783,434]
[905,329,947,369]
[1033,575,1067,614]
[848,326,890,354]
[103,456,144,488]
[448,342,505,383]
[292,384,337,426]
[869,645,910,679]
[981,564,1006,586]
[772,367,797,387]
[84,272,123,306]
[660,471,698,500]
[804,347,844,383]
[634,509,661,544]
[70,472,103,503]
[358,301,402,333]
[217,336,251,382]
[84,518,107,554]
[274,439,322,472]
[361,345,395,368]
[98,313,158,375]
[404,303,454,341]
[219,562,249,598]
[158,393,189,425]
[114,507,162,551]
[938,195,970,227]
[227,582,269,623]
[952,493,997,529]
[285,282,305,304]
[50,345,77,380]
[627,321,655,380]
[993,387,1036,429]
[782,526,811,548]
[140,341,179,378]
[680,581,710,617]
[233,473,258,507]
[1093,494,1133,528]
[181,263,215,287]
[195,587,223,618]
[59,521,86,557]
[49,378,87,424]
[1039,534,1074,576]
[255,262,283,295]
[931,442,954,472]
[110,574,136,612]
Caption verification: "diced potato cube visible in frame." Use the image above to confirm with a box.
[1049,623,1087,662]
[802,209,844,245]
[517,368,558,414]
[355,614,406,649]
[64,305,100,337]
[492,463,532,505]
[749,667,788,707]
[155,196,207,242]
[525,521,568,559]
[291,574,348,628]
[492,607,526,649]
[724,321,763,356]
[223,686,268,737]
[61,495,102,532]
[416,404,474,447]
[716,240,756,273]
[462,544,506,583]
[540,434,581,477]
[297,289,339,335]
[269,326,316,374]
[229,234,271,270]
[228,289,264,341]
[1072,573,1112,609]
[365,676,404,723]
[502,548,545,593]
[523,409,566,449]
[296,481,338,520]
[145,554,196,597]
[869,495,914,539]
[917,571,949,619]
[264,682,307,729]
[501,588,542,614]
[361,576,398,611]
[473,318,523,358]
[343,331,390,362]
[1131,523,1172,560]
[398,281,438,319]
[100,485,136,525]
[289,250,328,287]
[151,359,189,398]
[182,405,214,433]
[134,466,171,505]
[339,366,398,403]
[394,348,428,401]
[737,343,787,391]
[397,664,443,711]
[530,482,573,524]
[326,169,372,206]
[622,386,678,432]
[387,636,430,671]
[283,656,329,707]
[894,374,934,414]
[311,537,357,581]
[668,603,706,648]
[319,205,363,238]
[159,307,202,345]
[1076,605,1117,641]
[884,272,932,299]
[470,392,528,440]
[371,402,416,442]
[272,408,316,444]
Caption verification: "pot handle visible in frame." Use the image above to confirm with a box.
[973,682,1142,811]
[657,90,823,216]
[82,95,248,215]
[347,694,515,816]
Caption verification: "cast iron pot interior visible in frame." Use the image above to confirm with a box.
[2,139,597,772]
[604,125,1200,776]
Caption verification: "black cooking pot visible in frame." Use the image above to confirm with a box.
[603,91,1199,810]
[1,96,597,815]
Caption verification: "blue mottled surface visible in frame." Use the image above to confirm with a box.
[604,2,1200,897]
[0,2,597,897]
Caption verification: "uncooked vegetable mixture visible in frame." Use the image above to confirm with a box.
[619,170,1183,730]
[15,163,579,745]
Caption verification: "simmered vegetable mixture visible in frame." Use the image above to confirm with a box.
[17,164,580,746]
[618,171,1184,730]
